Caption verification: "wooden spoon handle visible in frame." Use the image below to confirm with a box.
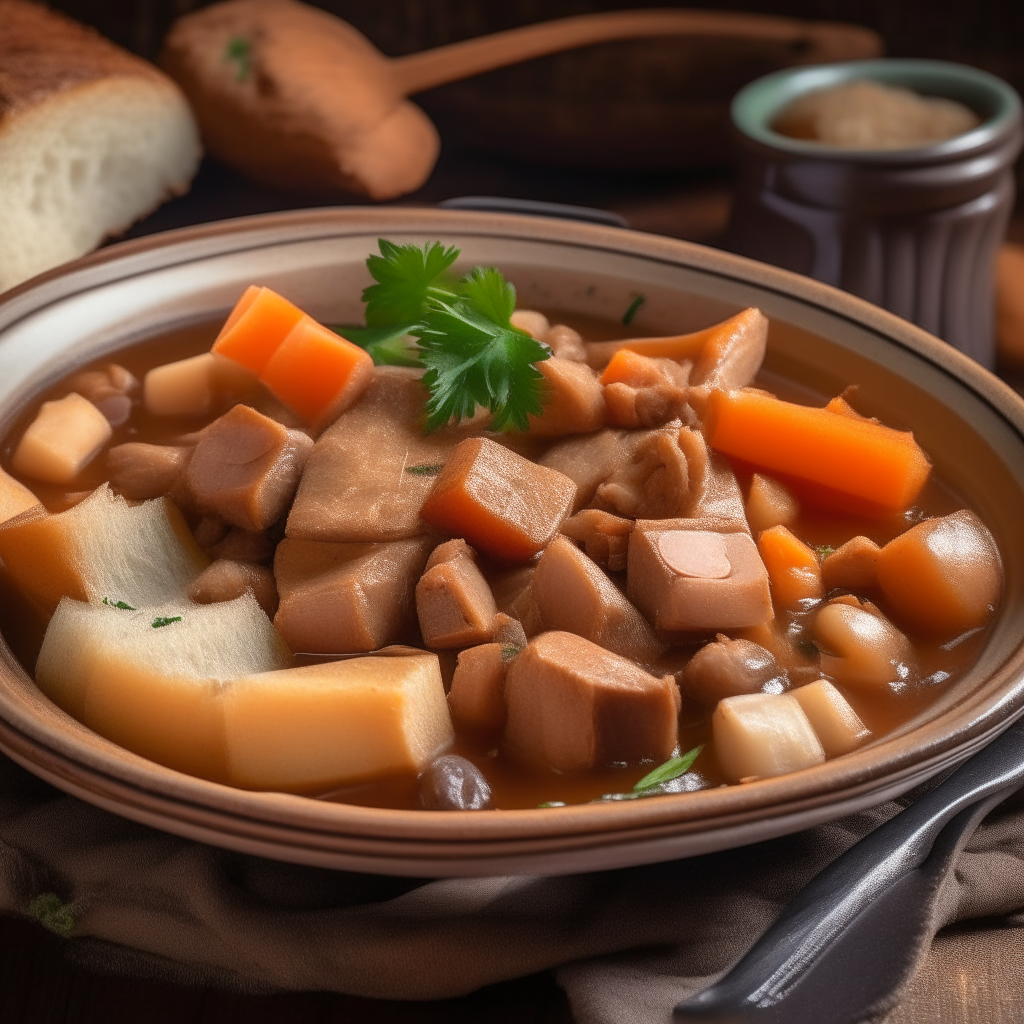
[389,9,882,97]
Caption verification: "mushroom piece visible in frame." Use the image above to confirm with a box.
[813,598,914,691]
[418,754,493,811]
[680,635,783,707]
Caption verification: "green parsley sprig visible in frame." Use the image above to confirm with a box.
[335,240,551,431]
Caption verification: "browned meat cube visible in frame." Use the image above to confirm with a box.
[539,428,648,512]
[106,443,192,501]
[185,404,313,532]
[544,324,587,362]
[188,558,279,617]
[601,351,691,429]
[676,427,749,527]
[504,631,680,771]
[274,536,432,653]
[416,539,498,649]
[592,427,690,519]
[448,642,507,739]
[489,565,544,637]
[627,520,772,631]
[421,437,576,562]
[287,368,476,543]
[526,359,605,437]
[533,536,665,664]
[821,535,882,592]
[560,509,633,572]
[206,527,275,564]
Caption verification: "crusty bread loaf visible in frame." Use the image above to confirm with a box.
[0,1,201,293]
[160,0,439,200]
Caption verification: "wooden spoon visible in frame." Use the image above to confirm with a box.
[162,1,881,199]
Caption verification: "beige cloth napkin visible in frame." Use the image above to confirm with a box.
[3,750,1023,1023]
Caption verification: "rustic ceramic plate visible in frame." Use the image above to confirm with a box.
[1,208,1023,877]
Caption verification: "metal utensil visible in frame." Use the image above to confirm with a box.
[675,715,1024,1023]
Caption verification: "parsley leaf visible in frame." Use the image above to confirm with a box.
[224,36,252,83]
[622,293,645,325]
[151,616,182,629]
[102,597,135,610]
[334,324,423,367]
[362,239,459,329]
[414,267,550,431]
[632,745,704,792]
[405,464,443,476]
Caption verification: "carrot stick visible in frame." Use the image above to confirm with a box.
[757,525,823,611]
[707,389,932,514]
[259,318,374,430]
[212,286,307,374]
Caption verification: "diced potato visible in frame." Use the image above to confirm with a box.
[0,484,209,618]
[791,680,871,757]
[533,535,665,663]
[421,437,577,562]
[746,473,799,536]
[222,653,453,791]
[504,631,680,771]
[712,692,825,783]
[35,594,290,781]
[12,393,112,484]
[144,353,218,418]
[274,536,432,653]
[0,466,40,523]
[813,600,914,690]
[876,510,1002,636]
[415,540,498,649]
[448,643,507,739]
[489,565,544,638]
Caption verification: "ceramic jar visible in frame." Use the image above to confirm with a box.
[726,59,1023,367]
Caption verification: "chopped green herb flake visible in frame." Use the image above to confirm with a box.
[538,801,566,808]
[224,36,252,83]
[500,644,524,663]
[334,324,423,367]
[102,597,135,610]
[405,464,443,476]
[797,639,819,658]
[29,893,75,937]
[815,545,835,561]
[151,616,182,629]
[633,745,704,792]
[621,294,645,325]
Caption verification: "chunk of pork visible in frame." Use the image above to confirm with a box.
[416,539,499,648]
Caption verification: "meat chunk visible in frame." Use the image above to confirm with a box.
[273,536,432,653]
[680,635,783,706]
[106,443,192,501]
[875,510,1001,636]
[627,519,772,631]
[676,427,749,527]
[504,631,680,771]
[790,680,870,757]
[287,367,474,543]
[713,692,824,783]
[448,642,507,739]
[206,527,275,564]
[593,427,690,519]
[526,359,605,437]
[601,350,691,428]
[185,404,313,532]
[188,558,279,618]
[746,473,800,536]
[416,539,498,648]
[489,565,544,637]
[540,428,649,512]
[821,536,881,592]
[544,324,587,362]
[421,437,576,562]
[12,393,112,484]
[533,535,665,664]
[560,509,633,572]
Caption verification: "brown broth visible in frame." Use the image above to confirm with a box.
[0,314,998,811]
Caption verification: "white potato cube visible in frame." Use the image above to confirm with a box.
[0,466,40,523]
[791,679,871,757]
[222,654,454,792]
[0,484,208,618]
[813,601,914,690]
[144,352,216,417]
[713,692,825,783]
[12,393,112,483]
[36,594,290,781]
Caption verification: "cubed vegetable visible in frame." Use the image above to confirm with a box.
[0,466,40,523]
[144,353,217,418]
[746,473,799,536]
[415,539,498,649]
[791,680,871,757]
[12,393,112,483]
[813,599,914,690]
[820,536,881,592]
[222,653,453,792]
[758,525,823,612]
[211,285,306,374]
[526,358,605,436]
[448,643,507,739]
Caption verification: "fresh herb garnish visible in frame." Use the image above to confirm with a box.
[538,801,567,808]
[622,293,645,325]
[594,745,705,802]
[500,643,524,663]
[815,544,835,561]
[29,893,75,937]
[405,463,444,476]
[151,616,182,629]
[102,597,135,610]
[341,240,551,430]
[224,36,252,83]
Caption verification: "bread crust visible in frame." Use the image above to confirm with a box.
[0,0,173,121]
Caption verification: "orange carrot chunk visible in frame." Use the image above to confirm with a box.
[212,286,307,374]
[758,525,823,612]
[706,389,932,514]
[259,318,374,430]
[421,437,577,562]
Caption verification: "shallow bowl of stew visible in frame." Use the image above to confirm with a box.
[0,206,1023,877]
